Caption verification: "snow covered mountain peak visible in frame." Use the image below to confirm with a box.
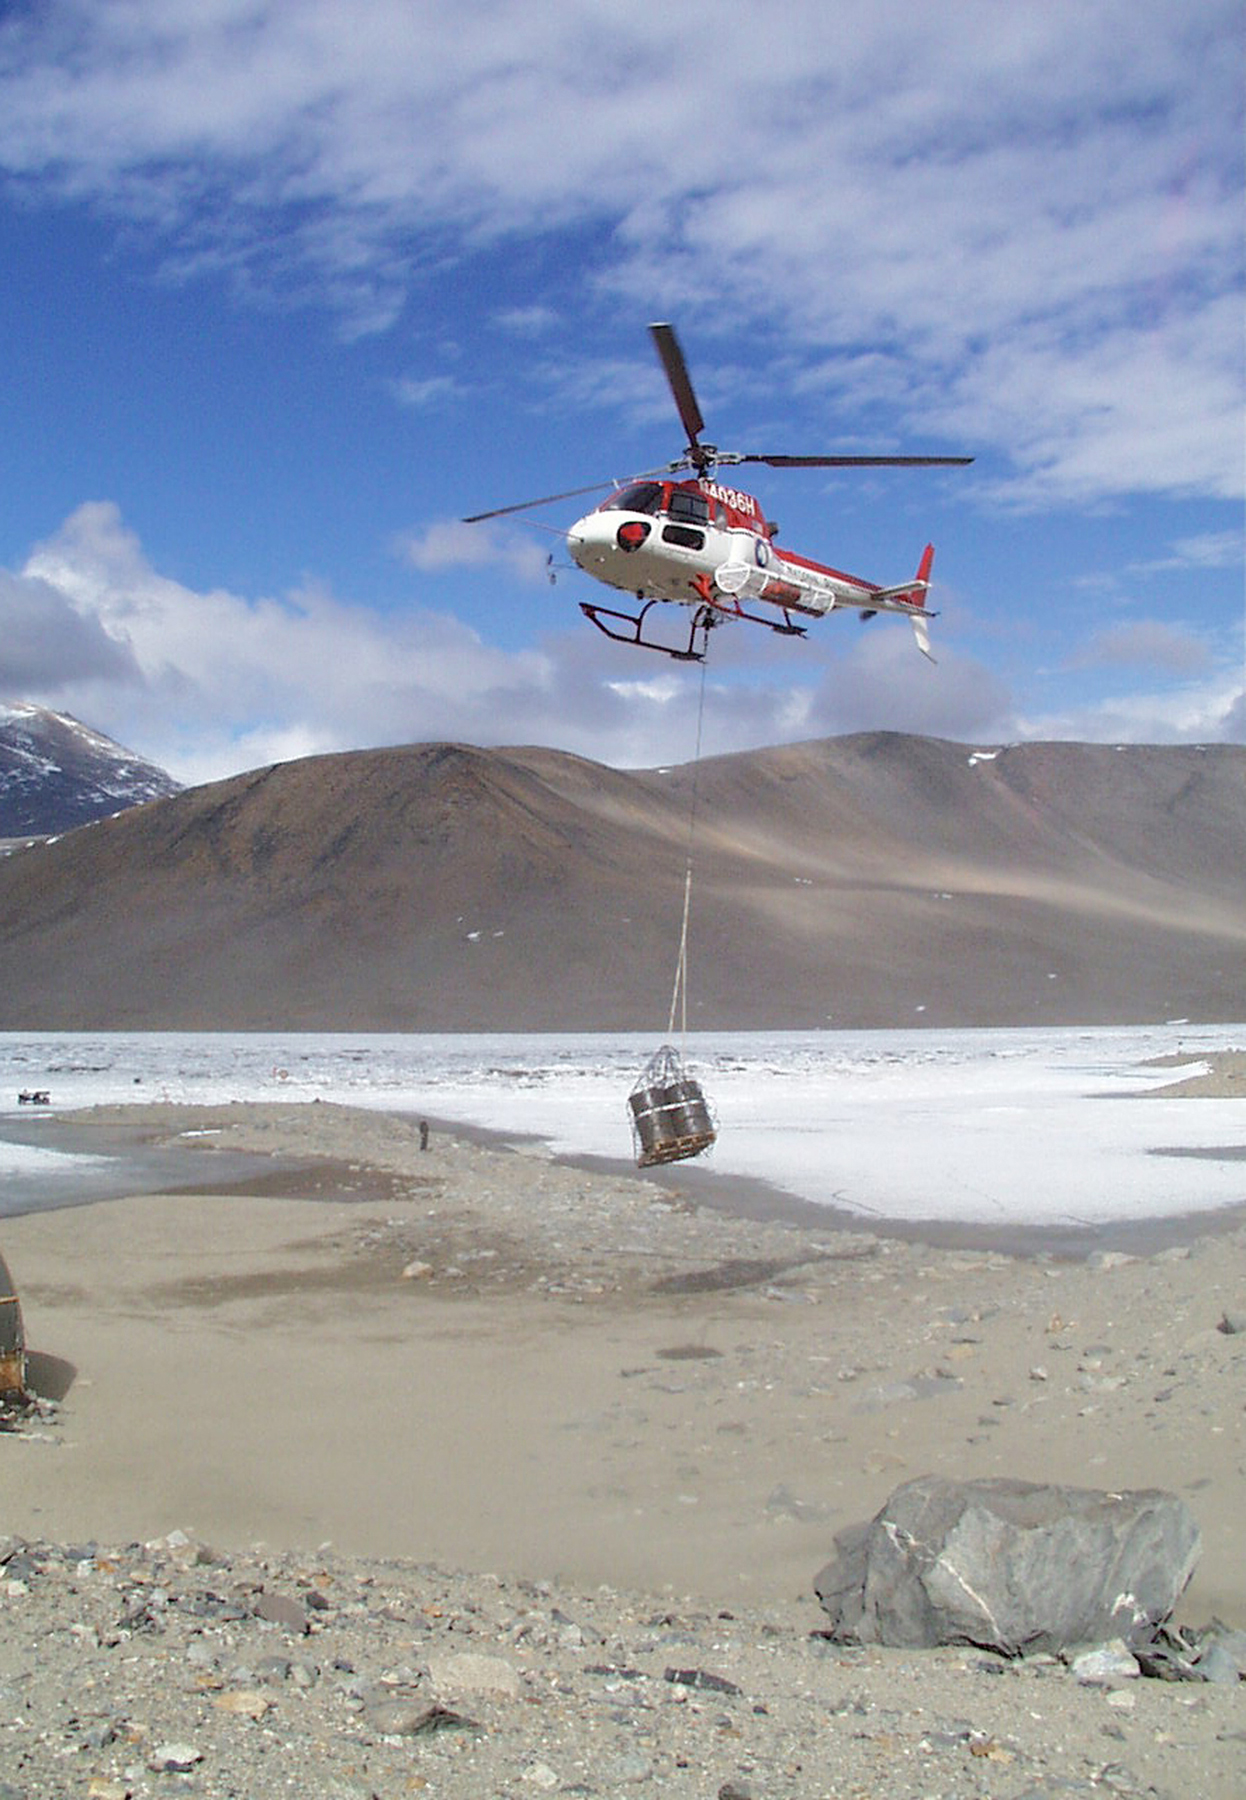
[0,702,180,837]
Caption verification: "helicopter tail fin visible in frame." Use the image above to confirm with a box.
[911,541,934,603]
[870,543,934,607]
[907,545,935,659]
[894,542,934,607]
[866,545,937,660]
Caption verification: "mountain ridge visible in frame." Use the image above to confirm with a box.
[0,732,1241,1030]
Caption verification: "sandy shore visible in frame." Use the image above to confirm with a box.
[2,1062,1244,1795]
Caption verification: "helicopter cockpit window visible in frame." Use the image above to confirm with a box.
[667,489,710,525]
[607,481,663,515]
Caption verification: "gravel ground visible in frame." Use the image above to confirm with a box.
[2,1527,1244,1800]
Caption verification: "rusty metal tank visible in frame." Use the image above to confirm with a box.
[628,1044,716,1167]
[0,1250,26,1398]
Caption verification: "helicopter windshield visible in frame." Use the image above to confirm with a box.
[605,481,663,514]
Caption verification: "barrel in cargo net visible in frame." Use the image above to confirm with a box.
[628,1045,716,1168]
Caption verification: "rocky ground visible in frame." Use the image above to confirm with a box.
[2,1525,1244,1800]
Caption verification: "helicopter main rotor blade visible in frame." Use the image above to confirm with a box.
[742,453,974,469]
[649,322,706,452]
[462,480,623,524]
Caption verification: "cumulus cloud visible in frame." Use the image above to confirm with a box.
[1071,620,1212,675]
[15,502,556,782]
[1016,672,1245,746]
[803,628,1015,743]
[395,519,552,584]
[0,1,1240,503]
[0,567,142,691]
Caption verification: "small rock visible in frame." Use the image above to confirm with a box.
[1196,1642,1243,1685]
[369,1699,447,1734]
[664,1667,742,1695]
[254,1590,309,1633]
[427,1650,521,1699]
[148,1742,203,1772]
[213,1688,272,1718]
[407,1702,479,1735]
[1070,1640,1140,1685]
[603,1750,652,1783]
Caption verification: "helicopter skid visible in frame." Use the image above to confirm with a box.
[578,599,709,661]
[579,591,809,659]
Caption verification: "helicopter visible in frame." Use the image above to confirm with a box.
[464,323,972,662]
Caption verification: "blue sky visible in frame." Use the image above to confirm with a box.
[0,0,1241,785]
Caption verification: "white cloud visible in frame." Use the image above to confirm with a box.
[390,374,461,410]
[395,519,552,584]
[803,629,1015,743]
[0,567,142,690]
[493,304,560,337]
[1016,671,1245,745]
[1071,620,1212,675]
[1129,531,1245,575]
[18,502,560,783]
[1,1,1240,503]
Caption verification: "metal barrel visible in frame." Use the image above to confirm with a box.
[628,1085,665,1158]
[629,1077,715,1166]
[0,1250,26,1397]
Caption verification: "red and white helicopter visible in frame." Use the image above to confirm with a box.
[465,323,971,662]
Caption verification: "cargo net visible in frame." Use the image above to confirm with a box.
[627,1044,717,1168]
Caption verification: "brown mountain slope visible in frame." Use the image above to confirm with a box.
[0,733,1242,1029]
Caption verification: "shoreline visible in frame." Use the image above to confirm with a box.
[5,1060,1245,1257]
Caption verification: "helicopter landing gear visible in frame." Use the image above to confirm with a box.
[578,598,715,661]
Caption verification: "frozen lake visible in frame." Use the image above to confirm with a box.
[1,1025,1243,1231]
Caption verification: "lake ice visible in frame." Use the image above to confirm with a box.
[1,1025,1243,1229]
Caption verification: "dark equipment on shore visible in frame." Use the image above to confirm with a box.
[628,1044,716,1168]
[0,1251,27,1399]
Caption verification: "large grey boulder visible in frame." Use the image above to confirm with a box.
[814,1476,1200,1655]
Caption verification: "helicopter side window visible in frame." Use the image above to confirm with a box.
[661,523,705,550]
[667,489,710,525]
[608,481,663,514]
